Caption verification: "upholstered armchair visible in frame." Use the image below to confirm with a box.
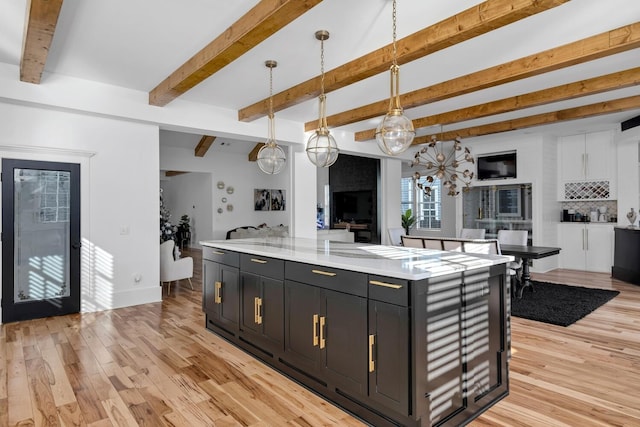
[160,239,193,295]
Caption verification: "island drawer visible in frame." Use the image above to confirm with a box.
[240,253,284,279]
[202,247,239,267]
[368,275,409,306]
[285,261,367,297]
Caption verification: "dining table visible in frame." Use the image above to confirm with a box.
[499,244,561,299]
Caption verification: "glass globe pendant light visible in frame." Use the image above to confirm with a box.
[375,0,415,156]
[306,30,339,168]
[257,60,286,175]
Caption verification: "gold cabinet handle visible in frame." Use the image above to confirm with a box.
[211,250,225,255]
[311,269,336,277]
[319,316,326,349]
[251,258,267,264]
[369,280,403,290]
[369,334,375,373]
[254,297,259,324]
[257,297,263,325]
[214,281,222,304]
[313,314,319,346]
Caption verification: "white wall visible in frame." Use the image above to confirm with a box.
[161,172,213,247]
[456,132,560,272]
[160,144,291,240]
[0,102,161,322]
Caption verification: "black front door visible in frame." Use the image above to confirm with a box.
[2,159,81,323]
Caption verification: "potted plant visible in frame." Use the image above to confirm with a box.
[401,208,416,235]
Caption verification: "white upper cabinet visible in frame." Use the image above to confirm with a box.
[558,130,616,200]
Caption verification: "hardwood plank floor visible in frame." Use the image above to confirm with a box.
[1,247,639,426]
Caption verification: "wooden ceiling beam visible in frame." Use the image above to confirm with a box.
[355,67,640,141]
[20,0,65,84]
[248,143,265,162]
[149,0,323,107]
[410,95,640,144]
[165,171,188,177]
[195,135,216,157]
[321,21,640,132]
[239,0,568,122]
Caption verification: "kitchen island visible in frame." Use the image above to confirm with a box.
[200,237,511,427]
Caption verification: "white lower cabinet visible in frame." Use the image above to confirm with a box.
[558,223,614,273]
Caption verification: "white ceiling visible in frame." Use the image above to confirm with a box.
[2,0,640,152]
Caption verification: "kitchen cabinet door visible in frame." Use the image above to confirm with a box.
[584,225,614,273]
[240,272,285,354]
[321,289,367,397]
[204,260,239,333]
[558,224,614,272]
[283,280,367,397]
[559,134,586,182]
[558,224,587,270]
[283,281,322,376]
[368,300,409,415]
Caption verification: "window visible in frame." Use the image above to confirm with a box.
[401,177,442,229]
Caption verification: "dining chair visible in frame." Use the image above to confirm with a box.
[459,228,486,239]
[160,239,194,295]
[442,239,464,252]
[497,230,528,290]
[422,238,444,250]
[464,239,500,255]
[387,227,405,246]
[401,235,425,248]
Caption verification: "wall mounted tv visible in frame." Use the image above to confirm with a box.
[476,151,517,180]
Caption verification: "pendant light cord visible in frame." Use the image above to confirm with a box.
[268,64,276,145]
[389,0,401,111]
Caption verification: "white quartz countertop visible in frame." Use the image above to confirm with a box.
[200,237,511,280]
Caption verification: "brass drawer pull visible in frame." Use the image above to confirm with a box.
[211,250,225,255]
[311,269,336,277]
[369,280,403,290]
[254,297,259,324]
[319,316,326,349]
[257,297,263,325]
[313,314,319,346]
[251,258,268,264]
[214,281,222,304]
[369,334,375,373]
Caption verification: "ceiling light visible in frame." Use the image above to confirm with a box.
[257,60,286,175]
[375,0,415,156]
[412,134,474,197]
[306,30,339,168]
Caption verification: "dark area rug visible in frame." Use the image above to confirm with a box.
[511,281,620,327]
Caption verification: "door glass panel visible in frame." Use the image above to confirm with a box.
[13,169,71,302]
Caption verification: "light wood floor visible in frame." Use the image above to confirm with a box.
[1,248,639,426]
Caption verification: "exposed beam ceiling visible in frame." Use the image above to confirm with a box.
[355,67,640,141]
[410,94,640,144]
[239,0,569,123]
[317,22,640,133]
[148,0,323,107]
[195,135,216,157]
[20,0,65,84]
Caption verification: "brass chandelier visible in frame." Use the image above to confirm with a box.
[256,60,287,175]
[412,134,474,197]
[306,30,339,168]
[375,0,415,156]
